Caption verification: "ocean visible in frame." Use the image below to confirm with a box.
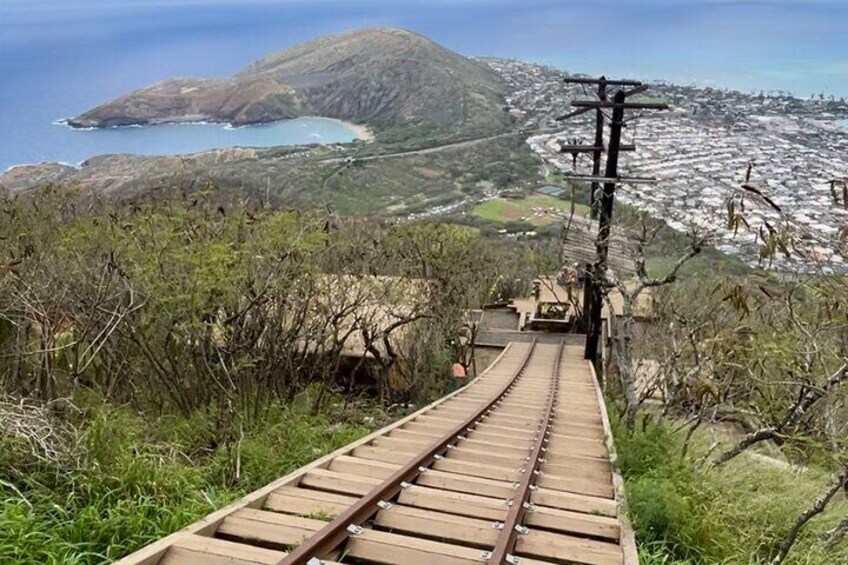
[2,0,847,171]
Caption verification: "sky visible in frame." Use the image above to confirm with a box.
[2,0,847,96]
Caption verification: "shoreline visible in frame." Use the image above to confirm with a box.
[57,113,376,142]
[2,116,374,171]
[329,118,375,142]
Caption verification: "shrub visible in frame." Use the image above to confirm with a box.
[612,413,848,564]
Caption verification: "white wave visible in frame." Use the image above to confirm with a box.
[54,118,97,131]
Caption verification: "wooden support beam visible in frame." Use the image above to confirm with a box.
[558,174,657,185]
[555,106,594,122]
[563,77,642,86]
[622,84,650,98]
[558,144,636,153]
[571,100,669,110]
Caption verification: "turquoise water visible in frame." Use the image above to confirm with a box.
[2,1,847,169]
[36,117,359,168]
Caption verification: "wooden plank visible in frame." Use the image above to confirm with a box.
[457,438,531,458]
[474,419,536,434]
[345,528,487,565]
[525,506,620,541]
[483,415,542,430]
[395,415,458,439]
[548,434,609,459]
[216,509,325,549]
[555,402,601,413]
[417,468,516,499]
[352,445,417,465]
[542,461,611,482]
[376,433,434,447]
[374,505,498,547]
[537,472,615,499]
[553,409,603,424]
[544,451,611,473]
[438,412,539,437]
[469,421,536,440]
[370,436,430,453]
[447,445,529,468]
[496,404,545,413]
[159,535,284,565]
[397,485,508,521]
[159,547,262,565]
[517,529,623,565]
[466,430,534,448]
[531,487,618,517]
[389,427,447,442]
[431,456,519,482]
[548,420,606,439]
[298,469,380,496]
[264,487,357,518]
[328,455,398,480]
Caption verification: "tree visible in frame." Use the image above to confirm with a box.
[598,211,709,429]
[770,468,848,564]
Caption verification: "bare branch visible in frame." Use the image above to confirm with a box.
[770,468,848,565]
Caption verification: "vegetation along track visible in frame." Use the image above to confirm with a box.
[116,341,636,565]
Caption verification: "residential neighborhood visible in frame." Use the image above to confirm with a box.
[483,58,848,270]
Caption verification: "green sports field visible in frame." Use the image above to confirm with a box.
[472,194,590,226]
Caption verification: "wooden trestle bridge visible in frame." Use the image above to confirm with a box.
[117,340,637,565]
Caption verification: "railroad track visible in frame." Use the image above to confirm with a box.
[118,341,636,565]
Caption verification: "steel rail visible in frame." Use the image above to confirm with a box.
[275,340,538,565]
[488,340,564,564]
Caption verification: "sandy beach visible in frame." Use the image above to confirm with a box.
[337,119,375,142]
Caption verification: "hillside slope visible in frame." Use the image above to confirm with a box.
[68,28,508,132]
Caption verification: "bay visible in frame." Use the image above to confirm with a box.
[4,118,358,171]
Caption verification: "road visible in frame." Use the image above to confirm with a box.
[318,127,557,164]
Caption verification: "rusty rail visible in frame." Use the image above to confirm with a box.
[275,340,538,565]
[488,339,563,564]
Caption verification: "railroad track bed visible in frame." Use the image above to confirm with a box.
[119,341,635,565]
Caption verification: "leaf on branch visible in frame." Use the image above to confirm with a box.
[741,184,782,212]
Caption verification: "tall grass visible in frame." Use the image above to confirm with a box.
[612,413,848,564]
[0,390,379,564]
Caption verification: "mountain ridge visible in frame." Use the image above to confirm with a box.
[68,28,509,133]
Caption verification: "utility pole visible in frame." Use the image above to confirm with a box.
[560,77,642,219]
[570,76,610,220]
[584,91,626,362]
[591,78,606,219]
[555,78,668,365]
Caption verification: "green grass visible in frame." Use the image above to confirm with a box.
[0,391,383,564]
[645,249,750,280]
[630,95,669,105]
[612,412,848,564]
[472,194,590,226]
